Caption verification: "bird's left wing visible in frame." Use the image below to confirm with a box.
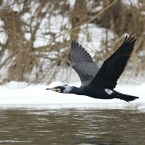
[90,35,136,89]
[71,41,100,86]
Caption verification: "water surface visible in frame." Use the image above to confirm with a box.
[0,109,145,145]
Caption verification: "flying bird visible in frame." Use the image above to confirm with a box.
[46,35,139,102]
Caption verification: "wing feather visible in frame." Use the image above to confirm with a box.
[90,35,136,89]
[71,41,99,86]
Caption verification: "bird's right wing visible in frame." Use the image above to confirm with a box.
[71,41,100,86]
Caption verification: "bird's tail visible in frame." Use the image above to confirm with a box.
[115,92,139,102]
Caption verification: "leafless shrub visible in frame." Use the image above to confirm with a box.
[0,0,144,85]
[92,0,145,78]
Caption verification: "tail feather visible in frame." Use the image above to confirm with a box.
[116,93,139,102]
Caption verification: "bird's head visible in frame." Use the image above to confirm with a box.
[46,84,72,93]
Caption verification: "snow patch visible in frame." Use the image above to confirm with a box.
[0,81,145,112]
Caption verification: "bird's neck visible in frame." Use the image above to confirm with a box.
[69,87,81,95]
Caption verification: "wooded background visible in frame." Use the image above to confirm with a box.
[0,0,145,84]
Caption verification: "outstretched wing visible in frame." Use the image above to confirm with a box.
[90,35,136,89]
[71,40,100,86]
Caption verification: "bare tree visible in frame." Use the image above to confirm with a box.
[0,0,144,85]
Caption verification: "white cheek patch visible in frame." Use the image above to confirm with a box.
[105,89,113,95]
[63,86,72,93]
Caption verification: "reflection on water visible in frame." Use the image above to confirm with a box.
[0,109,145,145]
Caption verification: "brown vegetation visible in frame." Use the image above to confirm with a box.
[0,0,145,85]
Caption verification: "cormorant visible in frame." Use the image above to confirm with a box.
[46,35,139,102]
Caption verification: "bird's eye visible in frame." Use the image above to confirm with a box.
[55,88,61,93]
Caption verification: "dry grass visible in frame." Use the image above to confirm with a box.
[0,0,145,85]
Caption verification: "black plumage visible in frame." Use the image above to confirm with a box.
[90,35,136,89]
[46,35,139,102]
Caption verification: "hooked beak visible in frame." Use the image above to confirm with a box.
[46,87,61,93]
[46,88,54,91]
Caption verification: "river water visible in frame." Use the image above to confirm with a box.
[0,109,145,145]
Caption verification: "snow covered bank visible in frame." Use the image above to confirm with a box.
[0,81,145,112]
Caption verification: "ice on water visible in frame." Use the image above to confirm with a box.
[0,81,145,112]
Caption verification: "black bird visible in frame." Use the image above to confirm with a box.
[46,35,139,102]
